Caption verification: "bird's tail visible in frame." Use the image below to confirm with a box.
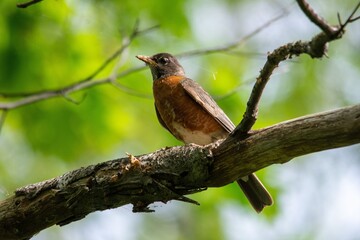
[237,173,273,213]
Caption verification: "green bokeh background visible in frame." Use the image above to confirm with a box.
[1,0,359,239]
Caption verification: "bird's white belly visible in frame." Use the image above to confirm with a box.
[172,122,226,145]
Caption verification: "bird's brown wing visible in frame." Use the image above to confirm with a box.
[182,79,273,212]
[155,104,171,132]
[181,78,235,133]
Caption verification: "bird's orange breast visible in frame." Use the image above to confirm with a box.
[153,76,228,145]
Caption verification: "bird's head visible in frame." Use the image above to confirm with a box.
[136,53,185,80]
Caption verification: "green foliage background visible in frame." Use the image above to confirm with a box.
[0,0,359,239]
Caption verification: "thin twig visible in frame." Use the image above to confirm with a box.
[213,76,254,101]
[72,22,158,83]
[110,80,152,99]
[17,0,43,8]
[62,92,87,105]
[0,65,148,110]
[336,1,360,36]
[297,0,360,39]
[177,11,287,58]
[0,22,156,110]
[0,78,101,110]
[0,23,158,100]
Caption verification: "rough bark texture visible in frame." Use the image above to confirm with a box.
[0,104,359,240]
[210,104,360,186]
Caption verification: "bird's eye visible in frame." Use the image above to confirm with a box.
[159,57,170,65]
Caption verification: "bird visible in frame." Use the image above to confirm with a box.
[136,52,273,212]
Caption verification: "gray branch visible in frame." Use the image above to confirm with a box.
[0,104,359,240]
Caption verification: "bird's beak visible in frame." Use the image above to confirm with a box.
[136,55,156,66]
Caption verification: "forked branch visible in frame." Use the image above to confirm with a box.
[231,1,360,138]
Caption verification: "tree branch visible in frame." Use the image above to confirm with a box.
[2,2,359,240]
[0,13,284,111]
[210,104,360,186]
[1,104,359,240]
[296,0,337,35]
[0,22,157,110]
[232,1,360,138]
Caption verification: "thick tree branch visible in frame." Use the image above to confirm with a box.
[210,104,360,186]
[1,104,359,240]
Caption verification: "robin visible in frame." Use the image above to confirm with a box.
[136,53,273,212]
